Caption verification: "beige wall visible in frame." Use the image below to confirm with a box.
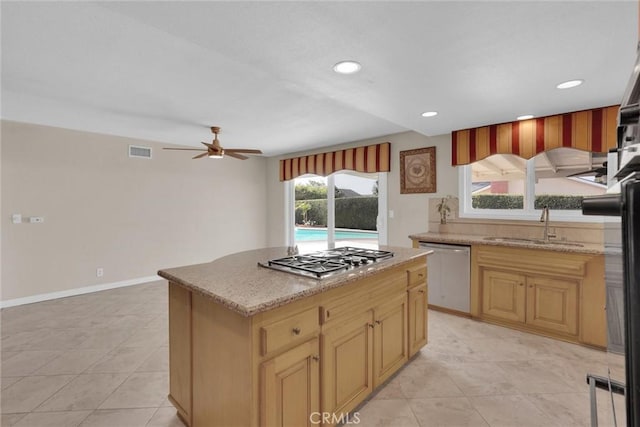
[1,121,268,301]
[266,131,457,249]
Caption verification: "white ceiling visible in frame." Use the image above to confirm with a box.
[1,1,638,156]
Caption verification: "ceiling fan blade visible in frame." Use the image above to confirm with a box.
[192,152,209,159]
[225,149,263,154]
[225,152,249,160]
[201,141,214,149]
[163,148,207,151]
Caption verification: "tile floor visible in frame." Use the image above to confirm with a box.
[1,281,627,427]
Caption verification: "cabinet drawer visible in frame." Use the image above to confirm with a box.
[260,307,319,356]
[320,275,406,325]
[407,264,427,287]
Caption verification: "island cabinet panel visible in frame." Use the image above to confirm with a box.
[168,283,192,426]
[472,245,606,348]
[408,283,428,357]
[260,338,320,427]
[321,310,374,422]
[191,291,253,427]
[373,293,408,387]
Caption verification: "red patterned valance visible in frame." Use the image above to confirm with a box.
[279,142,390,181]
[451,105,619,166]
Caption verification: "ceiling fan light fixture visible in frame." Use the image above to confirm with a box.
[333,60,361,74]
[556,79,584,89]
[208,152,224,159]
[517,114,534,120]
[421,111,438,117]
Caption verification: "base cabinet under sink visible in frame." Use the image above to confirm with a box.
[481,269,578,336]
[472,245,605,348]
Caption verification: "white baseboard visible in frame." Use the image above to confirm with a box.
[0,275,163,309]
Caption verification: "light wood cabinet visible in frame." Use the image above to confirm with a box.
[261,338,320,427]
[472,245,605,348]
[525,275,578,335]
[408,284,428,357]
[480,268,578,335]
[321,310,374,418]
[481,269,526,323]
[373,294,408,387]
[167,256,428,427]
[320,292,408,420]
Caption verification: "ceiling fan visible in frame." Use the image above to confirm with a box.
[163,126,263,160]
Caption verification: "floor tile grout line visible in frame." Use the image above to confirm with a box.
[403,396,424,427]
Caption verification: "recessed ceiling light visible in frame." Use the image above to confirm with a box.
[556,79,584,89]
[333,60,362,74]
[517,114,534,120]
[421,111,438,117]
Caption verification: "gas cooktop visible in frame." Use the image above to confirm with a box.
[259,247,394,279]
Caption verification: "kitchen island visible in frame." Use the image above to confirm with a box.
[158,246,429,427]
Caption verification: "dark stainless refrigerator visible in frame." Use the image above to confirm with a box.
[583,43,640,426]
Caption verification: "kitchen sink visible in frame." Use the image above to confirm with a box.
[482,236,584,247]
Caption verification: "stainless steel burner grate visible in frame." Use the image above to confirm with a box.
[261,247,394,278]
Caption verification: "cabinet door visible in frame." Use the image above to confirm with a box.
[321,310,373,422]
[408,284,428,357]
[373,294,408,387]
[526,276,578,336]
[260,338,320,427]
[481,269,526,323]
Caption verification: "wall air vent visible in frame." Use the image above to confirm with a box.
[129,145,152,159]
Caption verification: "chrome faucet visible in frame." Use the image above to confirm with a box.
[539,205,556,242]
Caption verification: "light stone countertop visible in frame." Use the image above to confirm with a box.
[158,246,430,317]
[409,232,604,255]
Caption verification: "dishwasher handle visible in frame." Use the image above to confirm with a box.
[418,242,470,254]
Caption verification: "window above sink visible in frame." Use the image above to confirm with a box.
[458,148,609,222]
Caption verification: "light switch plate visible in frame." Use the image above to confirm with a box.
[12,214,22,224]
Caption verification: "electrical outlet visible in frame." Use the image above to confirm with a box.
[96,268,104,277]
[29,217,44,223]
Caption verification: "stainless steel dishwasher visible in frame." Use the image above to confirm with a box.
[418,242,471,314]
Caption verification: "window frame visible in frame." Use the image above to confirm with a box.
[458,157,608,223]
[284,172,388,248]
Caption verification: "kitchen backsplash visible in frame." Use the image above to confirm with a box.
[427,197,606,244]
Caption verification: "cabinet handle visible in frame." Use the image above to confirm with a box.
[368,323,374,329]
[312,355,320,362]
[418,273,424,278]
[418,289,425,294]
[375,320,382,325]
[529,285,533,288]
[326,310,330,318]
[292,327,301,335]
[519,283,524,287]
